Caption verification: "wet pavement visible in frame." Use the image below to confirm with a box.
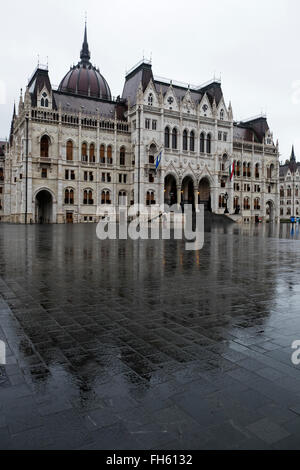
[1,222,300,449]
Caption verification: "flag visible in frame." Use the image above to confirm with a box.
[229,162,235,182]
[155,151,163,172]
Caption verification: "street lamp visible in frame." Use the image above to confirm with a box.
[224,192,229,214]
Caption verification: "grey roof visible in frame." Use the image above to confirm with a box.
[53,91,121,119]
[122,60,224,107]
[233,117,269,144]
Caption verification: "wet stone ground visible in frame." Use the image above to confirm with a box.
[1,222,300,449]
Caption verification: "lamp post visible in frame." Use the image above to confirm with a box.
[224,192,229,214]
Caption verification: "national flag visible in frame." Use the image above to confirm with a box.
[229,162,235,182]
[155,151,163,172]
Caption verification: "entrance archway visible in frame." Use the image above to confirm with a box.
[35,190,53,224]
[266,200,275,223]
[182,176,194,208]
[199,178,211,212]
[164,174,177,206]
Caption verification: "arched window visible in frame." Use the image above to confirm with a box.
[200,133,205,153]
[89,143,95,163]
[270,164,274,179]
[66,141,73,161]
[164,127,170,148]
[287,186,292,197]
[244,197,250,210]
[100,145,105,164]
[190,131,195,152]
[183,130,188,151]
[206,134,211,154]
[101,191,111,205]
[148,93,153,106]
[234,196,239,209]
[120,147,126,166]
[247,163,251,178]
[82,142,87,162]
[172,128,178,150]
[243,162,247,177]
[296,186,299,197]
[41,92,49,108]
[83,190,93,205]
[107,146,113,165]
[254,198,260,210]
[236,161,241,177]
[280,187,284,198]
[40,135,49,158]
[219,194,226,209]
[65,189,74,205]
[220,109,224,121]
[149,144,157,164]
[255,163,260,178]
[146,191,155,206]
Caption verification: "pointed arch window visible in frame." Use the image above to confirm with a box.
[101,191,111,205]
[172,128,178,150]
[83,189,93,205]
[120,147,126,166]
[200,133,205,153]
[183,130,188,151]
[66,140,73,161]
[206,134,211,154]
[164,127,170,149]
[89,143,95,163]
[190,131,195,152]
[65,189,74,205]
[220,109,224,121]
[107,146,113,165]
[100,145,105,164]
[40,135,49,158]
[255,163,260,179]
[82,142,87,162]
[146,191,155,206]
[149,144,157,164]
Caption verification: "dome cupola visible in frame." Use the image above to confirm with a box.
[58,23,111,101]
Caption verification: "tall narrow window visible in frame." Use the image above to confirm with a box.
[100,145,105,164]
[66,141,73,161]
[82,143,87,162]
[164,127,170,149]
[200,133,205,153]
[89,143,95,163]
[120,147,126,166]
[83,190,88,205]
[190,131,195,152]
[172,128,178,150]
[220,109,224,120]
[206,134,211,154]
[183,130,188,151]
[40,135,49,158]
[107,146,113,164]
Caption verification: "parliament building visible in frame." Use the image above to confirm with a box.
[2,24,280,224]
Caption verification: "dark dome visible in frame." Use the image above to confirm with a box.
[58,24,111,101]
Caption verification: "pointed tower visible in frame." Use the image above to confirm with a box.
[291,145,296,162]
[80,21,91,64]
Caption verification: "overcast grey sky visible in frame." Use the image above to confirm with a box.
[0,0,299,161]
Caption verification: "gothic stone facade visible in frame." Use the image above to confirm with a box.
[279,147,300,219]
[3,27,280,224]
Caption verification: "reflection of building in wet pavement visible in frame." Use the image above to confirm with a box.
[1,224,300,449]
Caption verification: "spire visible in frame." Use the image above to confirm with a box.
[80,21,91,64]
[291,145,296,162]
